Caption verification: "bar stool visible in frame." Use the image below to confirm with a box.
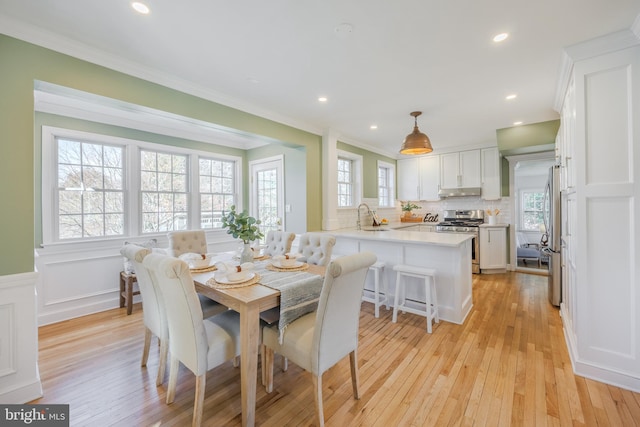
[362,261,388,318]
[392,264,439,333]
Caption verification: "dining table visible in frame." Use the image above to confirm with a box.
[191,253,325,427]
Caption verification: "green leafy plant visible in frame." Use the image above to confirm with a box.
[401,201,421,212]
[221,205,264,243]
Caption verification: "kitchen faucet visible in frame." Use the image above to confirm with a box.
[356,203,372,230]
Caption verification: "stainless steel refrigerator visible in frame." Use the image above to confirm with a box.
[543,165,562,306]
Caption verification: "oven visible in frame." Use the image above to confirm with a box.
[436,209,484,274]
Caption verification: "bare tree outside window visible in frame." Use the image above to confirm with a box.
[199,158,235,229]
[57,138,124,239]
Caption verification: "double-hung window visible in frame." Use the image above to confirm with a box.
[140,150,188,233]
[56,138,125,239]
[377,161,395,207]
[199,158,235,229]
[520,190,546,231]
[336,150,363,208]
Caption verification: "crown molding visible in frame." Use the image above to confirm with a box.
[0,14,323,139]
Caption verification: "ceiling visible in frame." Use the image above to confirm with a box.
[1,1,639,158]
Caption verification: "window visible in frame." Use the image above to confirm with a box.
[56,138,125,239]
[42,126,243,244]
[337,157,353,207]
[199,158,235,229]
[521,190,546,231]
[336,150,363,208]
[377,161,395,207]
[140,150,188,233]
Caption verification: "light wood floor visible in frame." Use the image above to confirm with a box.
[32,272,640,426]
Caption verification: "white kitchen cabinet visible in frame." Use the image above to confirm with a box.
[556,36,640,391]
[440,150,481,189]
[480,147,501,200]
[397,155,440,201]
[479,225,507,271]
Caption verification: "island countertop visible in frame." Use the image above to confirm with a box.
[327,227,473,247]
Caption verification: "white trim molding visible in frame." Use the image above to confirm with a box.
[0,272,43,403]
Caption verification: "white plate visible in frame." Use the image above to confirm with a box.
[216,272,255,284]
[272,261,304,269]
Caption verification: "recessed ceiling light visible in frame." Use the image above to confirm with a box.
[513,121,523,125]
[318,97,328,102]
[506,94,517,100]
[370,125,378,130]
[131,2,150,14]
[493,33,509,42]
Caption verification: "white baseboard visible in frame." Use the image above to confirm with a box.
[0,378,43,403]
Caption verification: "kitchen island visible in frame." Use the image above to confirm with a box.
[330,227,473,324]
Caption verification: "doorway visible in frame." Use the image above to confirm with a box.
[507,152,554,274]
[249,156,284,240]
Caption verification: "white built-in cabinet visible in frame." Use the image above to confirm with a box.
[397,155,440,201]
[479,225,507,271]
[440,150,481,189]
[556,32,640,391]
[480,147,501,200]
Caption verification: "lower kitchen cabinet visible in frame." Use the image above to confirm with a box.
[479,224,507,272]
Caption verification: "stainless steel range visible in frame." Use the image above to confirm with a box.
[436,209,484,273]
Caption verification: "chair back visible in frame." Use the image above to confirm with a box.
[142,252,209,375]
[120,244,165,338]
[311,251,377,375]
[263,230,295,256]
[297,233,336,266]
[167,230,207,257]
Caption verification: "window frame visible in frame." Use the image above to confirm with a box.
[519,188,546,232]
[41,126,243,246]
[336,150,363,209]
[377,160,395,208]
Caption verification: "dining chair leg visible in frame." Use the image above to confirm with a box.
[349,350,361,399]
[193,374,206,427]
[156,337,168,386]
[166,357,179,404]
[233,355,240,368]
[264,346,275,393]
[312,373,325,427]
[141,327,152,367]
[282,356,288,372]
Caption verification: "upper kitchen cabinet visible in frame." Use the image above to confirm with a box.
[397,155,440,201]
[440,150,481,189]
[480,147,501,200]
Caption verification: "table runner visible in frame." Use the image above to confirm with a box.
[253,261,323,342]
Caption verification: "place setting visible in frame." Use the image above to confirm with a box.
[267,254,309,272]
[206,261,261,289]
[179,252,218,273]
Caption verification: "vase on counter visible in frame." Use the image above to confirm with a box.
[240,242,254,263]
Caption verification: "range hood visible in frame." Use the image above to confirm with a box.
[438,187,482,198]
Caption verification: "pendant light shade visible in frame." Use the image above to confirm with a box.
[400,111,433,155]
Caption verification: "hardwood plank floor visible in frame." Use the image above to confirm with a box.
[31,272,640,426]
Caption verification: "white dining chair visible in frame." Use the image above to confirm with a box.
[263,230,296,257]
[262,251,377,427]
[167,230,229,317]
[295,232,336,266]
[142,252,241,427]
[120,243,169,386]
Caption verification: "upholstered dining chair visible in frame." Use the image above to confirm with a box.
[120,243,169,386]
[143,252,241,427]
[295,232,336,266]
[263,230,296,257]
[167,230,229,317]
[167,230,208,258]
[262,251,377,427]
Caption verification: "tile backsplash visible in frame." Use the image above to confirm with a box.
[336,197,511,229]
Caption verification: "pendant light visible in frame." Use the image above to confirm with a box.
[400,111,433,155]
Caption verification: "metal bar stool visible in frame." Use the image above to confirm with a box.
[392,264,439,333]
[362,261,388,318]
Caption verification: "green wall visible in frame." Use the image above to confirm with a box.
[336,141,397,199]
[0,34,324,275]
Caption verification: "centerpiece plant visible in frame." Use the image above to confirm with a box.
[401,201,421,219]
[221,205,264,262]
